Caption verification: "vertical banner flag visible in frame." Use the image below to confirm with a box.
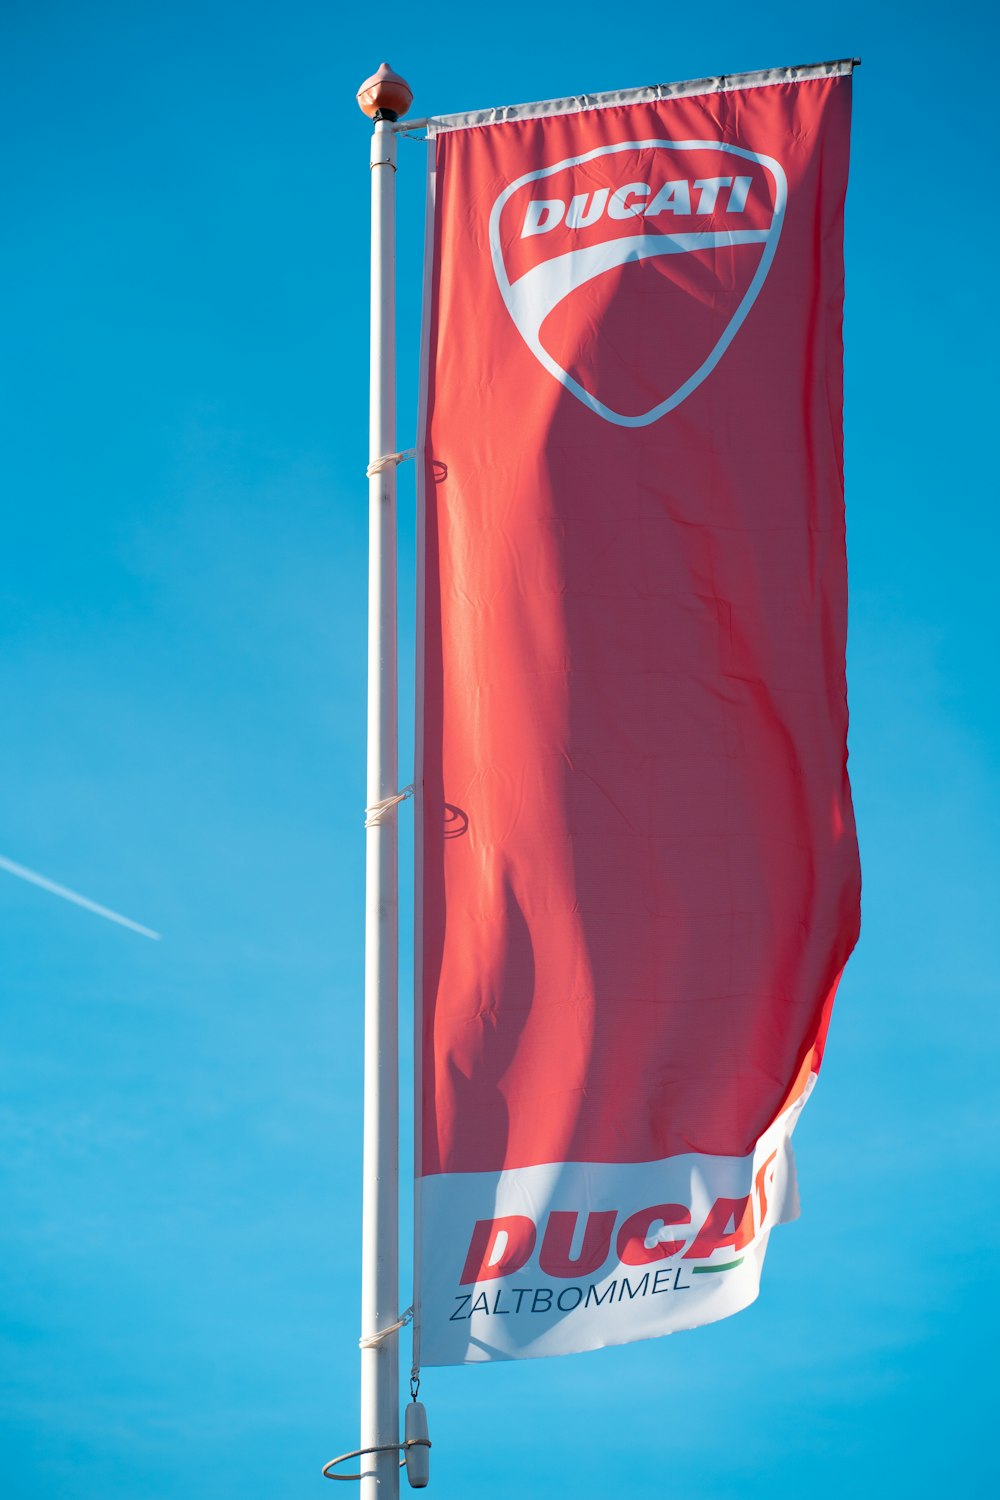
[415,60,860,1366]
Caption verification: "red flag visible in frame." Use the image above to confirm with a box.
[414,60,860,1364]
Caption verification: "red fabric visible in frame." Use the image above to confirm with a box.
[418,76,860,1177]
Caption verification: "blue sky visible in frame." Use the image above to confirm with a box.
[1,1,997,1496]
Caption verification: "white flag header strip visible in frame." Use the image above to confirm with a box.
[403,57,858,137]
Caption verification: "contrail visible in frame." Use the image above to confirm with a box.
[0,854,161,940]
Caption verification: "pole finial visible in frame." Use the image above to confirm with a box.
[357,63,413,122]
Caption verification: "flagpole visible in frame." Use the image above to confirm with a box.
[357,62,412,1500]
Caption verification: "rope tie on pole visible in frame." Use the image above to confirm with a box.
[358,1306,413,1350]
[364,784,414,829]
[366,448,415,477]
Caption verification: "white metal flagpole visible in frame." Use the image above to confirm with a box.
[356,61,413,1500]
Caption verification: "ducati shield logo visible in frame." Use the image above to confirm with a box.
[489,138,787,427]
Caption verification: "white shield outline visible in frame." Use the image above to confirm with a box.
[489,139,788,428]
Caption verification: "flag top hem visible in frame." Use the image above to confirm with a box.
[404,58,858,137]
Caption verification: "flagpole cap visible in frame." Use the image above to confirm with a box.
[357,63,413,122]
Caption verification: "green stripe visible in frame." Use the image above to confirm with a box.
[692,1257,745,1274]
